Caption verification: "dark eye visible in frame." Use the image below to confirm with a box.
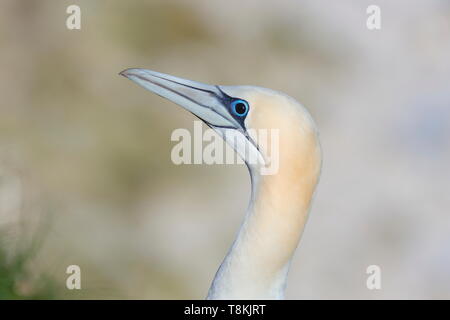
[231,99,249,117]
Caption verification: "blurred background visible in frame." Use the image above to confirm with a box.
[0,0,449,299]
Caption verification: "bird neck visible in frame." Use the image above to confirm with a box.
[207,125,321,299]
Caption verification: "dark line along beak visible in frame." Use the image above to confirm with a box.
[119,68,242,130]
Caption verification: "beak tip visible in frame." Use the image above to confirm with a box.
[119,68,139,78]
[119,70,127,78]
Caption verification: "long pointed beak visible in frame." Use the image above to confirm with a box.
[119,68,241,130]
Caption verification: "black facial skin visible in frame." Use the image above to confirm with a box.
[215,86,249,130]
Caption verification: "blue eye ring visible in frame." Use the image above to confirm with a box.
[231,99,249,117]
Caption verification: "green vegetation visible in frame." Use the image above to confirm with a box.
[0,230,59,299]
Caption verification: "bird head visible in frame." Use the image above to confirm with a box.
[119,69,319,176]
